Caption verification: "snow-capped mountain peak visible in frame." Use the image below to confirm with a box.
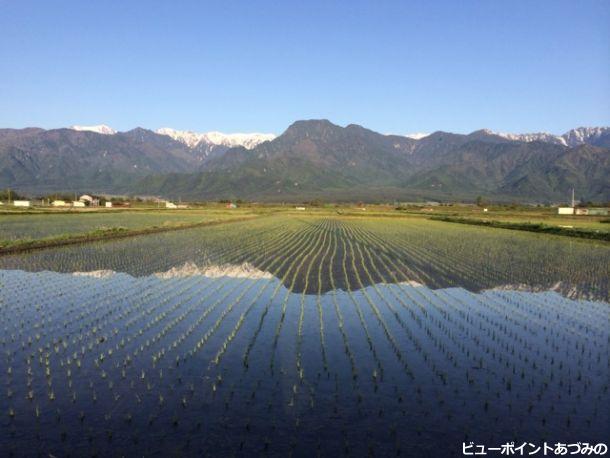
[70,124,117,135]
[155,128,206,148]
[202,131,276,149]
[156,128,276,150]
[403,132,430,140]
[562,127,610,147]
[489,127,609,147]
[493,131,567,146]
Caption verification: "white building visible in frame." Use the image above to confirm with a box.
[72,201,85,207]
[52,200,68,207]
[295,207,306,211]
[13,200,31,207]
[557,207,574,215]
[105,202,113,208]
[79,195,99,206]
[166,202,178,209]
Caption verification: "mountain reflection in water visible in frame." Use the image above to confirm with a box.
[0,216,608,301]
[0,269,607,457]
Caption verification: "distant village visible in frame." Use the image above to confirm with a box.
[0,188,607,216]
[0,191,193,210]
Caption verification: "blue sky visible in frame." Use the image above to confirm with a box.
[1,0,608,135]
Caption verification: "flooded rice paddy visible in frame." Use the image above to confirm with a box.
[0,216,608,456]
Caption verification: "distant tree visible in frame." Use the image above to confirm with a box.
[475,196,487,207]
[0,189,26,201]
[307,199,323,207]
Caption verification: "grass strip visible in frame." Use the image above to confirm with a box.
[430,216,610,241]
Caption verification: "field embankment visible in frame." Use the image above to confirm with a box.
[430,216,610,241]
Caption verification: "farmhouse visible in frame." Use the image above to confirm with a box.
[79,194,99,206]
[558,207,609,216]
[13,200,31,207]
[557,207,574,215]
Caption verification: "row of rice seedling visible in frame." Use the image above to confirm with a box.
[241,219,325,370]
[1,215,608,456]
[2,214,608,300]
[0,210,246,242]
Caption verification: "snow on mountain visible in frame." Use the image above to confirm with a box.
[156,128,276,149]
[65,124,608,149]
[204,132,276,149]
[494,131,567,146]
[156,128,206,148]
[562,127,610,147]
[403,132,430,140]
[488,127,609,147]
[70,124,117,135]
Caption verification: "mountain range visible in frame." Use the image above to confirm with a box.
[1,121,608,202]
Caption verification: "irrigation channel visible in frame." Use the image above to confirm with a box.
[0,216,608,456]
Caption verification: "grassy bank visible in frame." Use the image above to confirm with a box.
[0,215,261,254]
[430,216,610,241]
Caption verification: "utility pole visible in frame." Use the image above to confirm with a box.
[571,188,575,208]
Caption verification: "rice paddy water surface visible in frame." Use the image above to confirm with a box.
[0,215,608,456]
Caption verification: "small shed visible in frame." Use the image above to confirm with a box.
[13,200,31,207]
[226,203,237,209]
[295,207,306,211]
[52,200,67,207]
[574,208,588,216]
[166,202,178,209]
[72,201,85,207]
[105,202,113,208]
[557,207,574,215]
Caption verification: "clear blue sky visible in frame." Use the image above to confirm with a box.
[1,0,608,135]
